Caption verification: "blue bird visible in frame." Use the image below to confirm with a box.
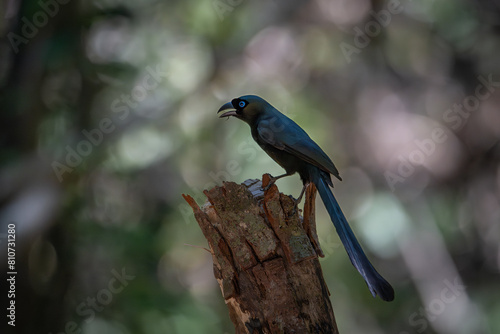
[218,95,394,301]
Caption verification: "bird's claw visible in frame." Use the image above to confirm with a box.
[262,183,273,191]
[291,204,301,216]
[262,177,277,191]
[289,195,301,215]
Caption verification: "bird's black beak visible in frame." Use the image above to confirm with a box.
[217,101,237,118]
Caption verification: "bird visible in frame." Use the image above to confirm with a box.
[217,95,394,301]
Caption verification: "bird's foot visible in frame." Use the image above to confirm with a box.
[288,195,302,216]
[262,172,291,191]
[262,176,277,191]
[289,183,307,215]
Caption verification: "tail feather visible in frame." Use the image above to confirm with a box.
[313,169,394,301]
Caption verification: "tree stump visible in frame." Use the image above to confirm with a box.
[183,174,339,334]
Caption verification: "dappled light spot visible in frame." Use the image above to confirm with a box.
[357,192,409,258]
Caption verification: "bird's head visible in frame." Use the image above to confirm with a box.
[217,95,272,125]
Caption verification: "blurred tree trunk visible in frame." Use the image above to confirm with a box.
[183,174,338,334]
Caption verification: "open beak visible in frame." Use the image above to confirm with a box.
[217,101,237,118]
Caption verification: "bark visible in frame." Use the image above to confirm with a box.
[183,174,338,334]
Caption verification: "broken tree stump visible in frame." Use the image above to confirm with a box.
[182,174,338,334]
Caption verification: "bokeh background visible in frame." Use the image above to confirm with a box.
[1,0,500,333]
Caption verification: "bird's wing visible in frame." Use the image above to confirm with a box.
[256,116,341,180]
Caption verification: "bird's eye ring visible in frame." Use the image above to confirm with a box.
[238,101,246,108]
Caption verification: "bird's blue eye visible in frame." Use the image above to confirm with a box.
[239,101,246,108]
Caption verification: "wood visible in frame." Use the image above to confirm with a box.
[183,174,339,334]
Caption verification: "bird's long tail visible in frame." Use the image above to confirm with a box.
[312,169,395,301]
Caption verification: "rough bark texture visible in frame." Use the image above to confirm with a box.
[183,174,338,334]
